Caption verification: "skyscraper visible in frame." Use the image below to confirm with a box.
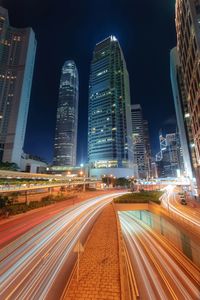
[156,131,184,178]
[131,104,147,178]
[0,6,36,167]
[175,0,200,192]
[88,36,134,178]
[170,47,194,179]
[143,119,152,178]
[53,60,79,167]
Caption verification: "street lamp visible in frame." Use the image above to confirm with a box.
[67,178,72,191]
[83,175,86,192]
[106,176,109,187]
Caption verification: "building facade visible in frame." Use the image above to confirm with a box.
[20,153,47,173]
[156,131,184,178]
[170,47,194,179]
[0,6,36,167]
[175,0,200,191]
[53,60,79,167]
[88,36,134,178]
[143,119,152,178]
[131,104,147,178]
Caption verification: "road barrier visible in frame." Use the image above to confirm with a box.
[113,202,139,300]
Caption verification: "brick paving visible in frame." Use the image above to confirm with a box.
[64,203,121,300]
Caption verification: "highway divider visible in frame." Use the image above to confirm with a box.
[113,202,139,300]
[132,215,200,286]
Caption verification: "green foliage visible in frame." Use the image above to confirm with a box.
[7,203,28,215]
[114,177,130,187]
[102,177,112,185]
[102,176,130,187]
[0,161,19,171]
[8,192,19,204]
[41,195,55,203]
[0,192,20,210]
[0,195,9,208]
[114,191,163,204]
[0,178,49,185]
[7,198,54,215]
[0,192,78,216]
[54,193,76,202]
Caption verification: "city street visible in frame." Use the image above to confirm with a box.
[1,1,200,299]
[0,192,123,300]
[161,186,200,231]
[0,190,115,248]
[119,211,200,300]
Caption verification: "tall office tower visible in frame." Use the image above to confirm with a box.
[88,36,134,178]
[175,0,200,191]
[156,131,184,178]
[170,47,194,179]
[0,6,36,167]
[131,104,147,178]
[143,119,152,178]
[53,61,79,167]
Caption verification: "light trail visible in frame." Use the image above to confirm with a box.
[161,186,200,228]
[0,192,124,300]
[119,212,200,300]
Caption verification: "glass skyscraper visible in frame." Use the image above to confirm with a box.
[53,60,79,167]
[170,47,194,180]
[131,104,147,179]
[88,36,134,177]
[175,0,200,193]
[156,131,184,178]
[143,119,152,178]
[0,6,36,167]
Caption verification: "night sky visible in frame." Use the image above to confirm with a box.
[1,0,177,164]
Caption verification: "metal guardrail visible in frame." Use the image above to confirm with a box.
[133,216,200,286]
[113,202,139,300]
[158,191,200,235]
[123,241,140,299]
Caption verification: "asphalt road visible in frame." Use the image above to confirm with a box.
[0,190,115,248]
[0,192,124,300]
[119,212,200,300]
[161,187,200,231]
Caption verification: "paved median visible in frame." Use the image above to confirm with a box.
[63,203,121,300]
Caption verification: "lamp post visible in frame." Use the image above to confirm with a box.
[68,178,71,192]
[167,192,171,215]
[79,171,85,192]
[107,176,109,187]
[83,176,86,192]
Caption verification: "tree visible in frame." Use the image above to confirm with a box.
[102,176,112,186]
[0,195,9,208]
[114,177,130,187]
[8,192,19,205]
[0,162,19,171]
